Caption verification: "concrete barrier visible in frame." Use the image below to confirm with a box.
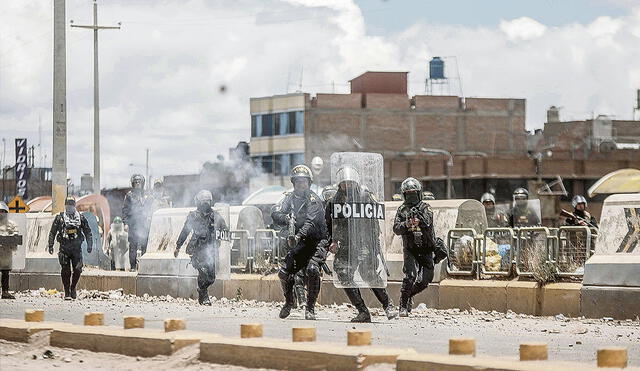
[199,337,415,370]
[49,324,203,357]
[396,353,601,371]
[0,319,58,343]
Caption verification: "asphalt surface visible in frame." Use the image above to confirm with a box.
[1,289,639,367]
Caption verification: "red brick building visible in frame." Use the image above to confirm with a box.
[250,72,640,217]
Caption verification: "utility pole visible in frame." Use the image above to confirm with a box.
[52,0,67,214]
[145,148,149,190]
[71,0,120,194]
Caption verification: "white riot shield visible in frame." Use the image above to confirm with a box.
[330,152,387,288]
[509,199,541,227]
[213,203,231,280]
[0,214,27,270]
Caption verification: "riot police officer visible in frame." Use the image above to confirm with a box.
[272,165,326,320]
[123,174,148,271]
[507,188,540,227]
[326,166,397,323]
[174,190,228,305]
[481,192,508,228]
[0,201,21,299]
[393,178,444,317]
[564,195,598,228]
[422,191,436,201]
[48,197,93,300]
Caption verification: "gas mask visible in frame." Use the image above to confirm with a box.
[403,192,421,206]
[197,201,211,213]
[65,205,76,214]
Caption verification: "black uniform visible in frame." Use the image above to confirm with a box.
[564,210,598,228]
[507,204,540,227]
[393,200,438,310]
[122,189,148,269]
[48,212,93,297]
[326,187,392,319]
[176,208,228,300]
[272,191,326,316]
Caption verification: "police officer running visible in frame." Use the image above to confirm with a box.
[326,166,397,323]
[272,165,326,320]
[123,174,148,271]
[48,197,93,300]
[393,178,446,317]
[174,190,228,305]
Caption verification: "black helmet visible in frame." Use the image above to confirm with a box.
[290,165,313,185]
[400,177,422,195]
[64,197,76,206]
[513,187,529,200]
[321,185,337,201]
[481,192,495,204]
[572,195,587,208]
[131,174,145,189]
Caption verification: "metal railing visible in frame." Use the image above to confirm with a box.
[446,228,480,276]
[556,226,593,277]
[481,227,515,276]
[515,227,555,277]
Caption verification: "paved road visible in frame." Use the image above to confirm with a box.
[1,290,638,367]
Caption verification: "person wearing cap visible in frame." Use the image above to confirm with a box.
[0,201,21,299]
[123,174,148,270]
[564,195,598,228]
[47,197,93,300]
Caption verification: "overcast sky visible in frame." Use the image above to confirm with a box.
[1,0,639,188]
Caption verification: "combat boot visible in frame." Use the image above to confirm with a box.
[305,307,316,320]
[351,310,371,323]
[279,305,292,319]
[384,305,398,320]
[198,289,211,305]
[70,286,77,300]
[399,294,410,317]
[1,271,14,299]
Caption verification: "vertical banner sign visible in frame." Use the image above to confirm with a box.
[15,138,28,199]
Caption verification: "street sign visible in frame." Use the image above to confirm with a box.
[7,196,29,213]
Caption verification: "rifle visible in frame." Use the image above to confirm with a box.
[560,209,598,229]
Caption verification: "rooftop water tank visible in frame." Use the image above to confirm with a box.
[429,57,445,80]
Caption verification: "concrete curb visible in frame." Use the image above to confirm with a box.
[9,271,615,318]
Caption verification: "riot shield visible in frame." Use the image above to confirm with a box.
[0,214,27,270]
[213,203,231,280]
[330,152,387,288]
[508,199,541,227]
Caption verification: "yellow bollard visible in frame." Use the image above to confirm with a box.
[347,329,371,346]
[84,312,104,326]
[123,316,145,329]
[164,318,186,332]
[240,323,263,338]
[449,338,476,356]
[292,327,316,342]
[24,309,45,323]
[520,343,548,361]
[597,347,628,368]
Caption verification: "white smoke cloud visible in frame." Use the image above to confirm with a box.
[1,0,639,189]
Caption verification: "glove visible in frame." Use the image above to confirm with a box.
[48,245,54,255]
[287,234,300,248]
[433,237,448,264]
[173,247,180,258]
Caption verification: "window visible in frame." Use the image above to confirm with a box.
[251,115,262,137]
[276,154,291,176]
[288,112,296,133]
[291,153,305,166]
[274,113,280,136]
[279,113,288,135]
[261,114,273,136]
[295,111,304,134]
